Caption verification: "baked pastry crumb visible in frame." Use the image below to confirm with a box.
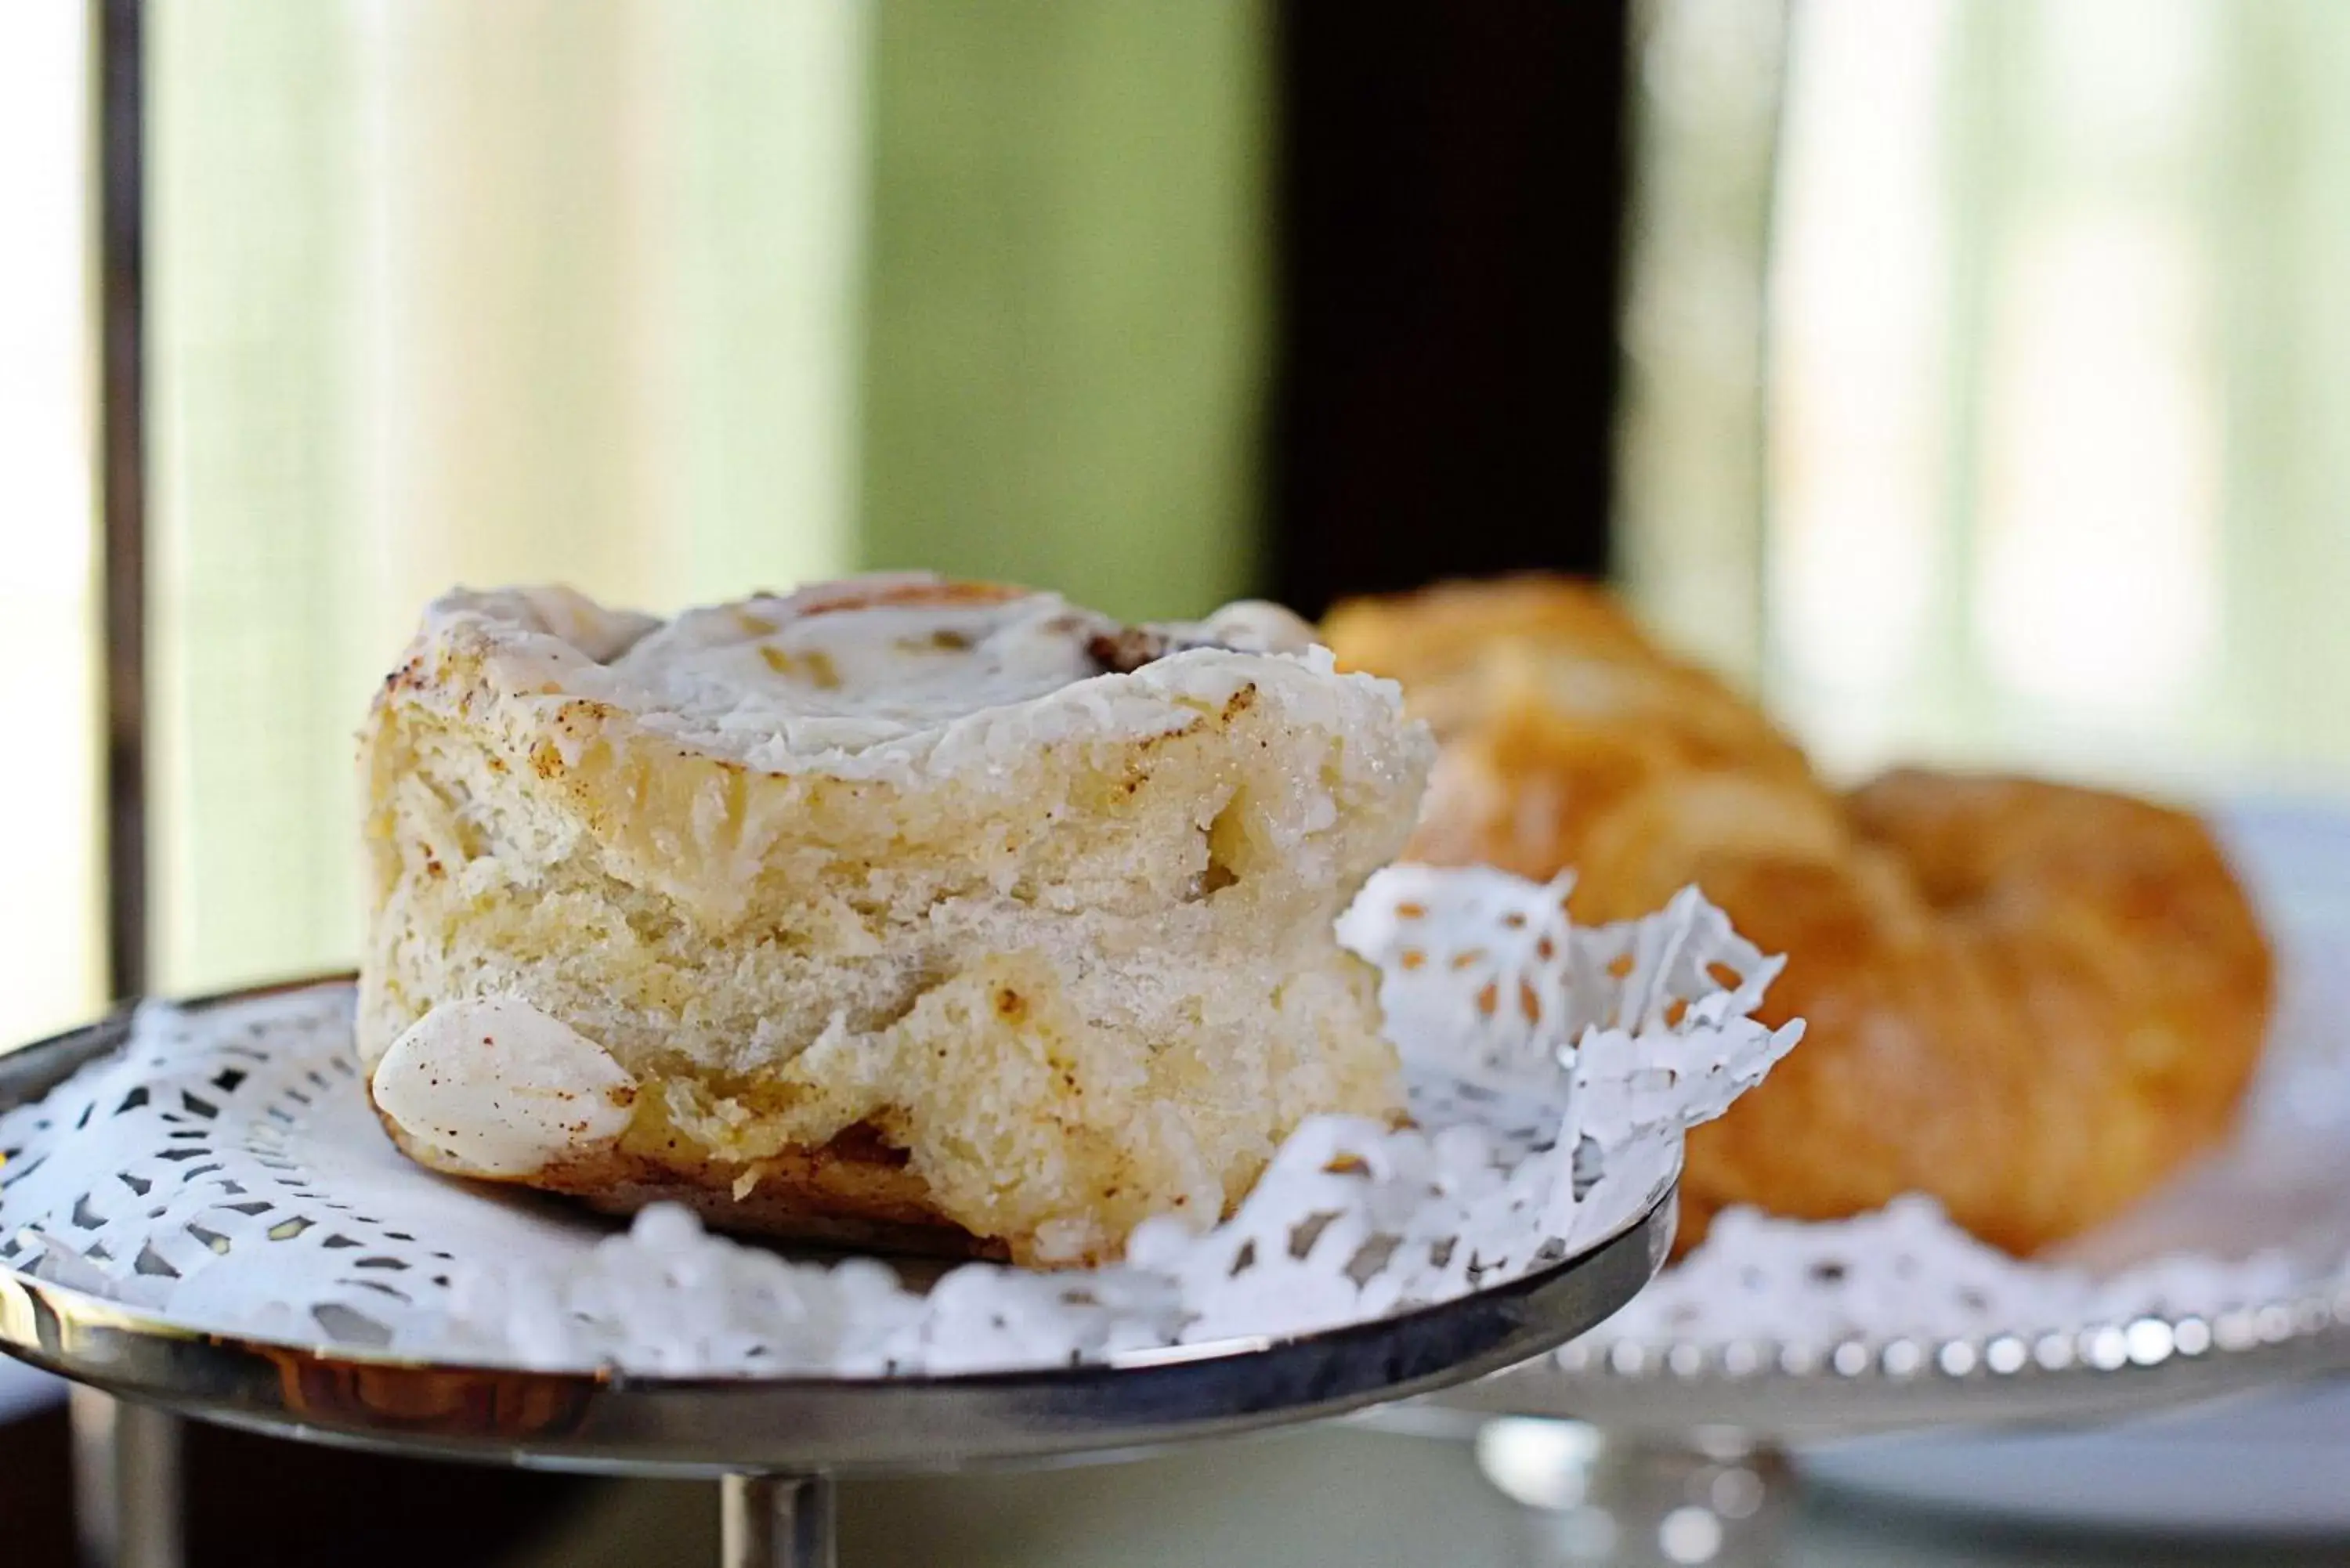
[360,574,1431,1266]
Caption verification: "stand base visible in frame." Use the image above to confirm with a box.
[1475,1419,1793,1566]
[70,1390,182,1568]
[722,1474,837,1568]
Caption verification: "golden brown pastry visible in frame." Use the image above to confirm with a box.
[1324,575,2273,1255]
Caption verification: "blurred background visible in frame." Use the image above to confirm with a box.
[15,0,2350,1038]
[6,1,2350,1563]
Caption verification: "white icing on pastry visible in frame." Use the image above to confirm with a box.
[371,997,638,1178]
[606,587,1114,752]
[409,575,1396,782]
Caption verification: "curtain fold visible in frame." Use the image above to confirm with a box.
[859,0,1270,620]
[152,1,871,992]
[1628,0,2350,797]
[144,2,1270,994]
[1614,0,1788,685]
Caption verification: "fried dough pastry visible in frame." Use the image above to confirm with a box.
[1323,576,2273,1255]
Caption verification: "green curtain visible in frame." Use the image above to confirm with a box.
[859,1,1270,620]
[145,2,1273,992]
[153,2,372,991]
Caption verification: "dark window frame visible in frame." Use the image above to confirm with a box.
[1266,0,1629,616]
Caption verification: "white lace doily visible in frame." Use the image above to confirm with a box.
[1556,801,2350,1372]
[0,871,1798,1378]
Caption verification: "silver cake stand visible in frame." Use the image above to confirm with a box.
[0,988,1675,1568]
[1371,1260,2350,1565]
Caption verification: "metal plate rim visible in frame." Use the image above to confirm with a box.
[0,977,1675,1473]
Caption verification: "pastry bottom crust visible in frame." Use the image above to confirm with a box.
[371,1100,1007,1263]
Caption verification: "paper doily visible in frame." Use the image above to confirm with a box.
[0,870,1798,1378]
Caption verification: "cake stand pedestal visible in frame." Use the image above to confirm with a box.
[722,1476,834,1568]
[0,1004,1675,1568]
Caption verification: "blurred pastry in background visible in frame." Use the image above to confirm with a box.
[1324,575,2274,1256]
